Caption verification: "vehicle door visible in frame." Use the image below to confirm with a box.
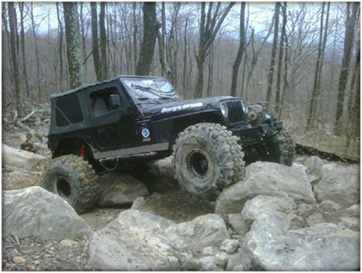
[87,82,139,150]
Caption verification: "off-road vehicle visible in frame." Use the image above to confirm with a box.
[43,75,295,213]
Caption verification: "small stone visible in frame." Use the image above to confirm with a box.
[296,204,314,217]
[60,239,77,247]
[306,213,325,226]
[34,260,40,265]
[233,264,245,271]
[214,251,229,268]
[202,246,217,256]
[29,265,36,271]
[13,256,25,264]
[339,217,360,231]
[219,239,239,254]
[319,200,342,212]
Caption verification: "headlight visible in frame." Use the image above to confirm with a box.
[241,101,248,113]
[220,103,228,117]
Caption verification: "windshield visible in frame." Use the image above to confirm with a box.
[122,78,180,102]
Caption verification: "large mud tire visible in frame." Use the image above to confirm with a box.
[43,155,99,214]
[265,129,295,166]
[173,123,245,200]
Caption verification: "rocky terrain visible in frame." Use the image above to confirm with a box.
[2,105,360,271]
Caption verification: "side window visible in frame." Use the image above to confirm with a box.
[90,86,120,117]
[55,95,83,127]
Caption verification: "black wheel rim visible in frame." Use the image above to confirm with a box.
[187,149,209,179]
[56,176,71,199]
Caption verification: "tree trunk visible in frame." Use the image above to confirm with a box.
[63,2,83,89]
[266,2,280,109]
[19,3,30,97]
[306,3,326,129]
[56,3,64,91]
[80,3,88,82]
[274,2,287,117]
[100,2,108,80]
[91,2,102,81]
[8,2,22,116]
[194,2,235,98]
[135,2,160,76]
[133,3,138,71]
[230,3,246,97]
[30,3,42,102]
[334,2,359,135]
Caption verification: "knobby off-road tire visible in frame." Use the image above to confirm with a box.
[173,123,245,200]
[43,155,99,214]
[265,129,295,166]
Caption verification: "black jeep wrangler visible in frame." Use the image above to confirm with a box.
[43,75,295,213]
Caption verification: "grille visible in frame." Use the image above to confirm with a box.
[226,101,244,125]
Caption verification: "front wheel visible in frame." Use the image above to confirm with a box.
[173,123,245,200]
[265,129,295,166]
[42,155,99,214]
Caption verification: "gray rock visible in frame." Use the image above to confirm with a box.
[306,213,325,226]
[164,214,230,255]
[226,253,243,271]
[214,251,229,268]
[345,204,360,218]
[97,172,149,207]
[215,162,316,214]
[314,166,359,206]
[251,223,360,270]
[296,203,314,217]
[339,217,360,231]
[304,156,323,178]
[320,163,337,177]
[2,187,93,240]
[2,144,47,172]
[88,210,185,270]
[196,256,220,271]
[219,239,239,254]
[288,213,307,230]
[240,210,290,265]
[241,195,296,225]
[149,156,175,180]
[319,200,342,212]
[228,214,249,235]
[202,246,218,256]
[233,264,245,271]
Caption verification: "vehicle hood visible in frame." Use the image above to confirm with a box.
[140,96,234,119]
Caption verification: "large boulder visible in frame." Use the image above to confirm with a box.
[215,162,316,214]
[88,210,231,270]
[97,172,149,207]
[88,210,185,271]
[2,187,93,240]
[164,214,230,255]
[2,144,47,172]
[240,209,290,266]
[314,165,359,207]
[251,223,360,270]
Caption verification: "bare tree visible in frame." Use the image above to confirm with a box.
[265,2,280,109]
[135,2,160,76]
[230,3,246,97]
[63,2,83,88]
[91,2,102,81]
[194,2,235,98]
[100,2,108,80]
[19,3,30,97]
[334,2,359,135]
[8,2,22,116]
[30,3,42,101]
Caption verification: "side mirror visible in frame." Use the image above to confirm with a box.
[109,94,121,109]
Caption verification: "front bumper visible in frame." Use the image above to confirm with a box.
[230,120,283,147]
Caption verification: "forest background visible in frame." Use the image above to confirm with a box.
[2,2,360,158]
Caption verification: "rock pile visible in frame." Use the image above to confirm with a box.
[2,146,360,271]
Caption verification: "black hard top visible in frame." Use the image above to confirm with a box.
[50,75,165,100]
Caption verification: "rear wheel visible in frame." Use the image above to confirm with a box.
[43,155,99,214]
[173,123,245,200]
